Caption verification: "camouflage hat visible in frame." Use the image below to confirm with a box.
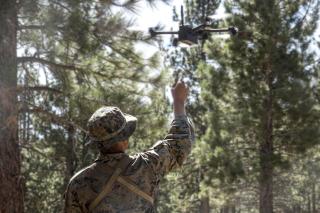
[87,106,137,148]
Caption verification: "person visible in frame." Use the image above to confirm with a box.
[64,81,194,213]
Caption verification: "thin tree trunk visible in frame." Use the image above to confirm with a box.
[199,196,210,213]
[259,69,274,213]
[308,194,311,213]
[64,125,77,187]
[231,205,236,213]
[311,183,316,213]
[221,206,229,213]
[0,0,24,212]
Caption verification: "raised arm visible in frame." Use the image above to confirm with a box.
[172,80,188,117]
[140,81,195,177]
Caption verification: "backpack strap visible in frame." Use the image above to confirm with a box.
[88,156,154,212]
[117,176,154,204]
[88,156,131,212]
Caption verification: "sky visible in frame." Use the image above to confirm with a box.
[125,0,228,58]
[128,0,184,58]
[127,0,320,62]
[125,0,319,103]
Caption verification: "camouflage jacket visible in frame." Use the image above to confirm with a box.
[64,116,194,213]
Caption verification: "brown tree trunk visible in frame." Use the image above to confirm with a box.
[0,0,24,212]
[221,206,229,213]
[64,125,77,187]
[231,205,236,213]
[259,70,274,213]
[199,196,210,213]
[311,183,316,213]
[308,194,311,213]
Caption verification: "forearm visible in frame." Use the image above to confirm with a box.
[173,101,186,117]
[147,114,194,175]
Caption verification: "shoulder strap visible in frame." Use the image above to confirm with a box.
[89,156,154,212]
[88,156,131,212]
[117,176,154,204]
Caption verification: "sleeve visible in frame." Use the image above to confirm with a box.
[64,185,83,213]
[142,115,195,177]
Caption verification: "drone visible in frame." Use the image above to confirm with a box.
[149,6,239,46]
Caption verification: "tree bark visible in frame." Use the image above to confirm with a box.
[259,69,274,213]
[311,183,316,213]
[0,0,24,212]
[64,125,77,187]
[199,196,210,213]
[308,194,311,213]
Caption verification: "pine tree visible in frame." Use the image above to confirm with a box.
[191,0,320,212]
[157,1,226,212]
[0,1,24,212]
[0,0,169,212]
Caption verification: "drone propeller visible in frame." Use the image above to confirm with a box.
[149,6,250,46]
[149,28,178,37]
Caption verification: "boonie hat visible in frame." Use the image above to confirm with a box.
[87,106,137,148]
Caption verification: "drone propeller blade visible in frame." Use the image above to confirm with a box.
[149,27,179,37]
[180,6,184,26]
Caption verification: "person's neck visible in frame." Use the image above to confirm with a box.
[100,150,126,155]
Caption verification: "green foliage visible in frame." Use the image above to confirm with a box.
[197,0,320,211]
[16,0,320,212]
[159,0,320,212]
[17,0,170,212]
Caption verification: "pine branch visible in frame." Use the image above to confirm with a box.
[18,25,45,30]
[17,85,63,94]
[20,104,87,134]
[17,56,83,72]
[50,0,71,12]
[18,25,64,31]
[290,0,313,32]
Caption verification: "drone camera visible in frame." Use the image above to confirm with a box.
[178,25,198,45]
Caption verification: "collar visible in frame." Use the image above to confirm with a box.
[95,152,128,162]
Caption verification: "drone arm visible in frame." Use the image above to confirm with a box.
[202,27,238,35]
[149,28,179,37]
[152,31,179,35]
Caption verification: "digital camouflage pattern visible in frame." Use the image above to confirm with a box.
[64,116,194,213]
[87,106,137,148]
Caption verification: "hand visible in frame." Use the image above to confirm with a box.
[171,80,189,116]
[171,80,189,104]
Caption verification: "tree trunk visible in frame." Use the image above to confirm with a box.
[0,1,24,212]
[308,194,311,213]
[311,183,316,213]
[259,70,274,213]
[231,205,236,213]
[221,206,229,213]
[64,125,77,187]
[199,196,210,213]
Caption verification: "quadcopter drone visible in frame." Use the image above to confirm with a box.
[149,6,239,46]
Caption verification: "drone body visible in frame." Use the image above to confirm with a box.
[149,6,239,46]
[178,25,199,45]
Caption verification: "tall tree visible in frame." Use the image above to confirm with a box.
[192,0,320,212]
[158,1,226,212]
[0,0,169,212]
[0,1,24,212]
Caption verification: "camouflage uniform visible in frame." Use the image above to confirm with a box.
[64,106,194,213]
